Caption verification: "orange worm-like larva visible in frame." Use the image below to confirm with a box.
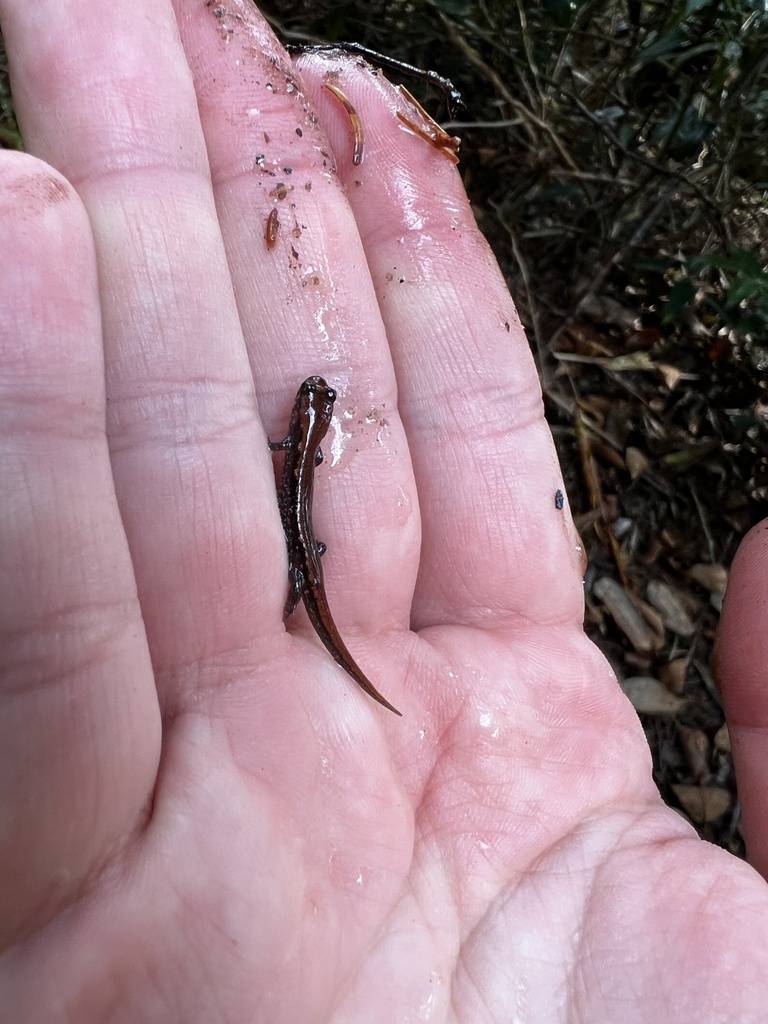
[265,208,280,250]
[397,85,461,163]
[323,81,365,166]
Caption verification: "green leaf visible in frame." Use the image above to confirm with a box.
[663,279,697,321]
[685,0,712,16]
[727,275,768,307]
[637,29,687,65]
[688,249,766,278]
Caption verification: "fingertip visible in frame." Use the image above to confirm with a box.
[713,517,768,878]
[0,149,86,230]
[713,518,768,724]
[0,152,98,364]
[0,151,104,399]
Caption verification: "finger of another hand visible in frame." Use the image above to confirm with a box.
[0,153,161,947]
[712,519,768,880]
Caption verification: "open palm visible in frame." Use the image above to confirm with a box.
[2,2,767,1020]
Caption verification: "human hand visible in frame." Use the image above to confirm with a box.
[1,1,767,1020]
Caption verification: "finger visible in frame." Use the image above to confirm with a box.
[712,520,768,879]
[295,53,585,630]
[1,0,287,710]
[171,0,421,636]
[0,153,160,946]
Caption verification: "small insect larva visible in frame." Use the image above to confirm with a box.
[323,81,365,166]
[265,208,280,250]
[269,182,295,200]
[397,85,461,164]
[395,112,460,164]
[399,87,461,154]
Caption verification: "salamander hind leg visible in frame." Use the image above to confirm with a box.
[284,566,305,619]
[269,436,292,451]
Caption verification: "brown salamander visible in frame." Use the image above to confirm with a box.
[269,377,402,716]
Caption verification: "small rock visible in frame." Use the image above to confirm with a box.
[672,784,732,823]
[714,723,731,753]
[688,563,728,597]
[625,447,650,479]
[646,580,695,637]
[679,726,710,783]
[593,577,656,652]
[659,658,688,696]
[621,676,687,715]
[612,517,634,540]
[635,597,666,648]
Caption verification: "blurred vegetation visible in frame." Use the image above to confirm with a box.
[0,33,21,149]
[3,0,768,848]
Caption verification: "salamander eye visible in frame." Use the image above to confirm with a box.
[326,387,337,401]
[301,375,326,394]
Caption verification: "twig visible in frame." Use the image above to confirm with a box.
[437,12,579,171]
[562,84,730,244]
[286,41,464,117]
